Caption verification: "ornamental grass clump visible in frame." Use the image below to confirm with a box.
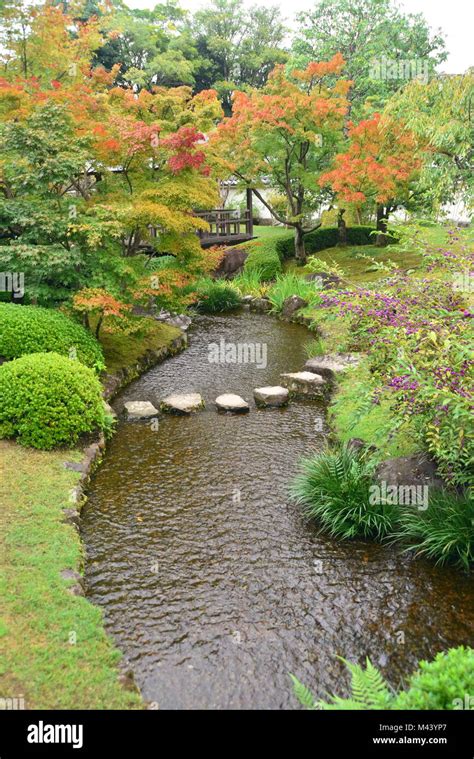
[393,489,474,570]
[194,279,242,313]
[291,444,397,540]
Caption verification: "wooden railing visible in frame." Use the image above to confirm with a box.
[195,208,254,245]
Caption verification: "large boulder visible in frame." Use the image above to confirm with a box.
[214,247,248,278]
[375,454,444,491]
[161,393,204,414]
[281,371,327,399]
[280,295,308,320]
[124,401,158,419]
[215,394,250,413]
[304,352,362,380]
[254,386,289,407]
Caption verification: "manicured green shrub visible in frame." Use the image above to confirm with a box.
[194,279,242,313]
[244,241,282,279]
[274,233,298,260]
[292,646,474,711]
[393,647,474,710]
[393,490,474,570]
[0,352,106,450]
[274,226,377,259]
[0,303,104,372]
[291,444,397,540]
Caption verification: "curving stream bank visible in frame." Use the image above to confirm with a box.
[81,311,474,709]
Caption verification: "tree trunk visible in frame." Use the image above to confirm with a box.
[294,226,306,265]
[375,204,388,247]
[337,209,347,246]
[95,315,103,339]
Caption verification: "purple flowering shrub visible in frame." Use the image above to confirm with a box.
[321,227,473,487]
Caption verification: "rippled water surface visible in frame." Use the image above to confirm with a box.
[82,311,474,709]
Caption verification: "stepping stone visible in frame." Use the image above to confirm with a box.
[124,401,158,419]
[253,386,289,407]
[215,394,250,413]
[281,371,327,399]
[161,393,204,415]
[304,352,362,379]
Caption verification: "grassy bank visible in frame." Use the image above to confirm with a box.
[0,319,182,709]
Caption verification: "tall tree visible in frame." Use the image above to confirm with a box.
[292,0,446,118]
[192,0,288,112]
[384,72,474,211]
[210,54,350,262]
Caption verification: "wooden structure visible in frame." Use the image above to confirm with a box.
[196,188,254,247]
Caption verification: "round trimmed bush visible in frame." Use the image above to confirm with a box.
[0,303,104,372]
[393,647,474,710]
[0,352,106,449]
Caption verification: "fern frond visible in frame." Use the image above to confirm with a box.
[289,674,317,710]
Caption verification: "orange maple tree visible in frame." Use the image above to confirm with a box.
[209,54,351,263]
[319,113,423,244]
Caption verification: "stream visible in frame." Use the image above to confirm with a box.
[81,311,474,709]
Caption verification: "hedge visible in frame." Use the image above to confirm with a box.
[244,241,282,279]
[274,226,377,259]
[0,352,106,449]
[0,303,104,372]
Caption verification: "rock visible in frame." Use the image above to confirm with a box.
[347,438,367,453]
[155,311,192,331]
[241,295,254,304]
[305,271,342,289]
[214,247,248,278]
[60,569,84,596]
[60,568,82,583]
[281,371,327,399]
[63,461,86,473]
[161,393,204,414]
[215,394,250,413]
[249,297,272,313]
[254,386,289,407]
[280,295,308,320]
[63,508,81,529]
[154,309,172,321]
[375,454,444,491]
[124,401,159,419]
[304,352,362,380]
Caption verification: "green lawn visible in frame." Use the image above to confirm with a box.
[0,442,143,709]
[253,224,292,240]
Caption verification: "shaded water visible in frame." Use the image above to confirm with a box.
[82,311,474,709]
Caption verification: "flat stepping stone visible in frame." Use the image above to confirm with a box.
[304,352,362,379]
[254,386,289,407]
[281,371,327,399]
[215,394,249,413]
[124,401,158,419]
[161,393,204,414]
